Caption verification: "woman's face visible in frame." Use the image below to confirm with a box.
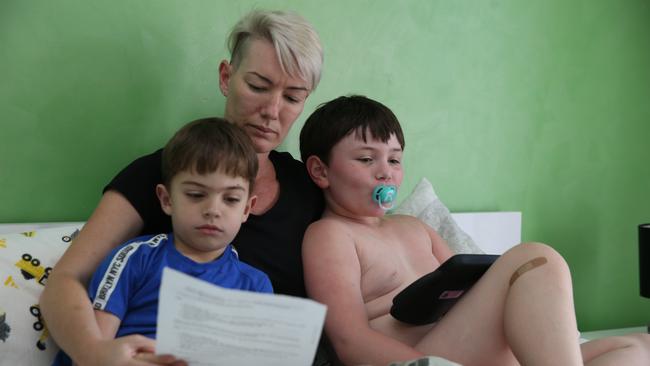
[219,38,311,154]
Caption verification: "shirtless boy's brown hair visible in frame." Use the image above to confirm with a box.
[299,95,405,164]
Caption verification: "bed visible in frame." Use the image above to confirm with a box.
[0,178,521,366]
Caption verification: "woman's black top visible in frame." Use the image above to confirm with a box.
[105,149,324,297]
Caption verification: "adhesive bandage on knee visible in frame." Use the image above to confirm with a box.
[509,257,548,286]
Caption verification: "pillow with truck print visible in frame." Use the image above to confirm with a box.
[0,225,82,366]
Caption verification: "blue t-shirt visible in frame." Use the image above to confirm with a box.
[90,233,273,337]
[53,233,272,365]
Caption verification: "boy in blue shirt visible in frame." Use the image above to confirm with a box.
[55,118,271,365]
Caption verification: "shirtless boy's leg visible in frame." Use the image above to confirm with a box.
[581,333,650,365]
[414,242,582,366]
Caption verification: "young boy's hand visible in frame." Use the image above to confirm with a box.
[76,335,186,366]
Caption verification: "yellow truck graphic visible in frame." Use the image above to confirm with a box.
[15,254,52,286]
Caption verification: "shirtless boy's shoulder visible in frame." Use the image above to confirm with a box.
[304,216,354,238]
[302,217,357,258]
[385,213,429,226]
[305,214,434,242]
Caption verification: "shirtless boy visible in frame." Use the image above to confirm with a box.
[299,95,650,366]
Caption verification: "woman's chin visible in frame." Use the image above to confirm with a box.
[251,139,278,155]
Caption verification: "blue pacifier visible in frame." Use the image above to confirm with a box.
[372,184,398,211]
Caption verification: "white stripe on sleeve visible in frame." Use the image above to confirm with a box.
[92,234,166,310]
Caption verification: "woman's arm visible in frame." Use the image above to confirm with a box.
[95,309,121,339]
[40,190,146,365]
[302,220,424,366]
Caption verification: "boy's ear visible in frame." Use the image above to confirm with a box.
[218,60,232,97]
[305,155,329,189]
[156,184,173,216]
[241,195,257,222]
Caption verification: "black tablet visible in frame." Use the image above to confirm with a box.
[390,254,499,325]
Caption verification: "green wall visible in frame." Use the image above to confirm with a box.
[1,0,649,332]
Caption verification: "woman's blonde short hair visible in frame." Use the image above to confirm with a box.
[227,10,323,90]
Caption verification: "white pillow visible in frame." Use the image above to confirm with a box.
[0,225,82,366]
[392,178,483,255]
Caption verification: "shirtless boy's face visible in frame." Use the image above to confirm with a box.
[323,131,404,217]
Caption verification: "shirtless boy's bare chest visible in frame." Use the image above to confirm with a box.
[351,219,441,318]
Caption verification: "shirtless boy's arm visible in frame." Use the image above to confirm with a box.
[303,220,424,366]
[420,221,454,263]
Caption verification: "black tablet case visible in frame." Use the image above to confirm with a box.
[390,254,499,325]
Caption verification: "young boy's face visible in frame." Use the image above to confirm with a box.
[322,130,403,217]
[156,169,255,263]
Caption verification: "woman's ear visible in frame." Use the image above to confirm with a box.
[156,184,173,216]
[305,156,329,189]
[218,60,232,97]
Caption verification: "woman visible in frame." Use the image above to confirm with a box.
[41,10,324,366]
